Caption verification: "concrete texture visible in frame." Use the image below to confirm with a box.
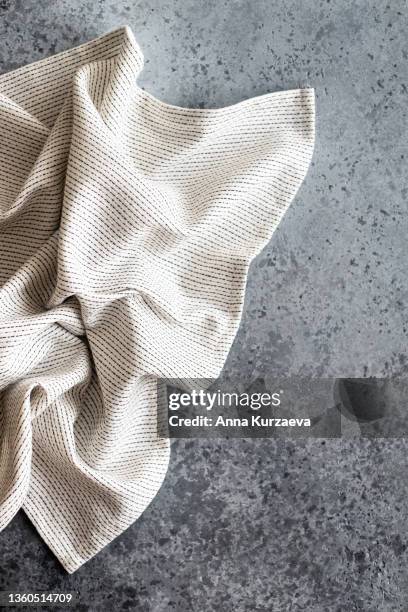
[1,0,408,610]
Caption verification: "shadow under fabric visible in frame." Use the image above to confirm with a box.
[0,26,315,572]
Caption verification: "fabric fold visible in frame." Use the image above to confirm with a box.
[0,26,315,572]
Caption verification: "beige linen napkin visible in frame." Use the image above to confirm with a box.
[0,26,315,572]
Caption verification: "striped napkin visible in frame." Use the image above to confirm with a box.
[0,26,314,572]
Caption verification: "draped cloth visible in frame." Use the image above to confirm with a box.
[0,26,315,572]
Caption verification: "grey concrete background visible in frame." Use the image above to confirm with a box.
[1,0,408,610]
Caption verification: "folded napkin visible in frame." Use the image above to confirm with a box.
[0,26,315,572]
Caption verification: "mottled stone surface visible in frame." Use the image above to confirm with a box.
[1,1,408,610]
